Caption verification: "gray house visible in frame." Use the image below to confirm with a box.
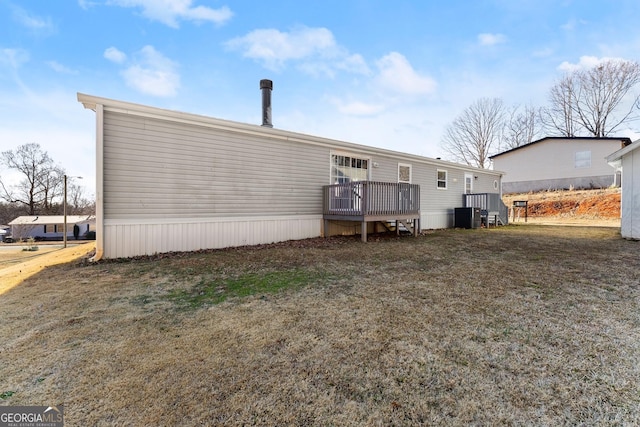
[78,87,506,259]
[491,137,631,194]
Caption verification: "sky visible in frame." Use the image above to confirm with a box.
[1,0,640,196]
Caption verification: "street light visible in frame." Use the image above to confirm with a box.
[64,174,83,248]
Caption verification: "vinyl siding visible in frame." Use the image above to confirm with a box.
[103,111,328,220]
[367,153,501,228]
[81,93,504,257]
[493,139,623,184]
[621,149,640,239]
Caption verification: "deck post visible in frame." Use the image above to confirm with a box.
[361,220,367,242]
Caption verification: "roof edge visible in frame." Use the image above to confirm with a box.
[77,92,504,176]
[490,136,633,159]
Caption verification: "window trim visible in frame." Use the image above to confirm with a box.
[330,151,371,184]
[464,173,474,194]
[437,169,448,190]
[398,163,412,183]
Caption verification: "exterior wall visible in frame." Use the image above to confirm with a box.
[104,216,320,258]
[493,138,624,193]
[82,93,503,258]
[10,222,93,240]
[502,175,615,194]
[620,149,640,239]
[369,154,500,229]
[103,112,329,219]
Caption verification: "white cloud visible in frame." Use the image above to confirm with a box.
[104,47,127,64]
[11,6,55,33]
[120,45,180,97]
[561,18,587,31]
[226,27,337,70]
[47,61,77,75]
[336,53,370,75]
[557,55,627,72]
[375,52,436,96]
[225,26,371,78]
[478,33,507,46]
[107,0,232,28]
[0,48,30,69]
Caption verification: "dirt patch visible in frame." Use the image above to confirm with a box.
[503,188,621,226]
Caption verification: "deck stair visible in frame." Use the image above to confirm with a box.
[464,193,509,227]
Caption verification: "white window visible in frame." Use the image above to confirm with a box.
[437,169,447,189]
[398,163,411,183]
[575,151,591,168]
[465,173,474,194]
[331,153,370,183]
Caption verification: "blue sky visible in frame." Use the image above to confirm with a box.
[1,0,640,195]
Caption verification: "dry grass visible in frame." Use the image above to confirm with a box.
[0,246,59,265]
[1,226,639,426]
[0,243,95,294]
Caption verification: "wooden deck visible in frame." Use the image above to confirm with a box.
[323,181,420,241]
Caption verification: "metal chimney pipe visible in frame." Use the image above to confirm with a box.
[260,79,273,128]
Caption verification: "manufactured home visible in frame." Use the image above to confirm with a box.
[8,215,95,241]
[607,139,640,239]
[491,137,631,194]
[78,85,507,259]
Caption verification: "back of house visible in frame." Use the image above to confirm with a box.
[78,91,504,259]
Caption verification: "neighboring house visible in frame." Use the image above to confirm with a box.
[8,215,95,241]
[77,90,506,260]
[490,137,631,194]
[606,139,640,239]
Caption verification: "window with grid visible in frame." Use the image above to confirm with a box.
[437,169,447,189]
[331,154,369,183]
[398,164,411,183]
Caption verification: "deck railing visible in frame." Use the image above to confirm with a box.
[464,193,509,225]
[323,181,420,218]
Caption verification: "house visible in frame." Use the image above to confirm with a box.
[606,139,640,239]
[490,137,631,194]
[77,87,506,260]
[8,215,95,241]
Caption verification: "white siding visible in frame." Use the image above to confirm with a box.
[103,215,321,258]
[493,138,624,184]
[621,149,640,239]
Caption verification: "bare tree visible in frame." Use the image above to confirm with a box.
[67,183,95,215]
[440,98,505,168]
[541,59,640,137]
[503,104,542,150]
[540,74,578,137]
[0,143,65,215]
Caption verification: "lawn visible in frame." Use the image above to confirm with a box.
[0,225,639,426]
